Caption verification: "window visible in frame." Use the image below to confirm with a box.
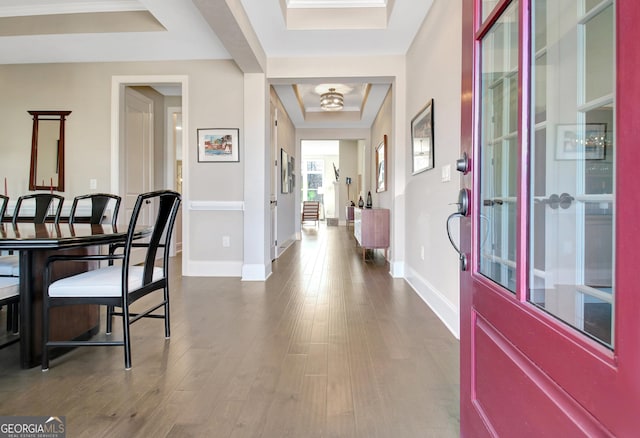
[302,160,324,203]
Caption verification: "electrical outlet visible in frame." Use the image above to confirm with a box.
[222,236,230,247]
[421,245,425,260]
[89,179,97,189]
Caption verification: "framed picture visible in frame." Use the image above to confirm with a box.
[411,99,435,174]
[289,156,295,189]
[376,135,387,193]
[281,148,290,193]
[197,128,239,162]
[556,123,606,160]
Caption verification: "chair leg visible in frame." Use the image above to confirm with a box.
[10,302,19,334]
[4,305,10,332]
[42,300,50,371]
[1,304,17,333]
[164,285,170,339]
[106,305,113,334]
[122,305,132,370]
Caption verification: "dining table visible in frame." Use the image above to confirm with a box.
[0,221,150,368]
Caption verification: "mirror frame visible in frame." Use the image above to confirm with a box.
[28,110,71,192]
[375,134,387,193]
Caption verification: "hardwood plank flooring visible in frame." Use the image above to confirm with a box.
[0,224,460,437]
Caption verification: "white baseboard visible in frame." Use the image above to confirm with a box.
[404,265,460,339]
[242,263,271,281]
[184,260,243,277]
[184,261,272,281]
[277,234,296,256]
[390,260,405,278]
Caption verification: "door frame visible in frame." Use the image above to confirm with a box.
[270,100,279,261]
[165,105,182,194]
[166,105,182,256]
[110,75,189,272]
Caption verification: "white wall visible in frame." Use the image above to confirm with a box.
[368,87,397,267]
[370,87,393,211]
[404,0,463,338]
[241,73,270,280]
[338,139,358,222]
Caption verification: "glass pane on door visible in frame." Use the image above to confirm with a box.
[529,0,615,347]
[479,1,519,292]
[482,1,501,21]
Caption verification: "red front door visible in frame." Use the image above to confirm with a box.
[460,0,640,436]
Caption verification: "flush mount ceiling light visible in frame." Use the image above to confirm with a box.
[320,88,344,111]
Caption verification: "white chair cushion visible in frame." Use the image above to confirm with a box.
[0,255,19,276]
[0,276,19,300]
[49,265,163,298]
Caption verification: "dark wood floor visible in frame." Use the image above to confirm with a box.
[0,223,460,437]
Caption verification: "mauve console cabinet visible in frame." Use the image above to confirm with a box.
[353,207,390,261]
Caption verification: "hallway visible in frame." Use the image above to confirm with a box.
[0,224,459,437]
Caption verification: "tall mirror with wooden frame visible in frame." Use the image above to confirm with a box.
[28,110,71,192]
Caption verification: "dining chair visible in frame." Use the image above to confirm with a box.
[0,254,19,277]
[0,197,19,343]
[0,193,64,277]
[0,195,19,276]
[41,190,181,370]
[0,276,20,349]
[12,193,64,225]
[69,193,121,226]
[0,195,8,222]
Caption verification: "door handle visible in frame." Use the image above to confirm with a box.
[456,152,470,174]
[451,188,470,216]
[446,189,470,271]
[446,213,467,271]
[535,192,574,209]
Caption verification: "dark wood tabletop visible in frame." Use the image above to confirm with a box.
[0,223,149,250]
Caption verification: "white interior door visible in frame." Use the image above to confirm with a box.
[122,87,153,262]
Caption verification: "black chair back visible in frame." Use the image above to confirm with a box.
[0,195,8,222]
[69,193,122,226]
[12,193,64,225]
[124,190,181,291]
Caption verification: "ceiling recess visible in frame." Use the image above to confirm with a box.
[282,0,391,30]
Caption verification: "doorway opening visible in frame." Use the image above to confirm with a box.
[301,140,339,224]
[111,75,188,272]
[300,139,363,230]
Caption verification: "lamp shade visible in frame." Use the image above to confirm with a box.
[320,88,344,111]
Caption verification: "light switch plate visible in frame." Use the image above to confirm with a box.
[441,164,451,182]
